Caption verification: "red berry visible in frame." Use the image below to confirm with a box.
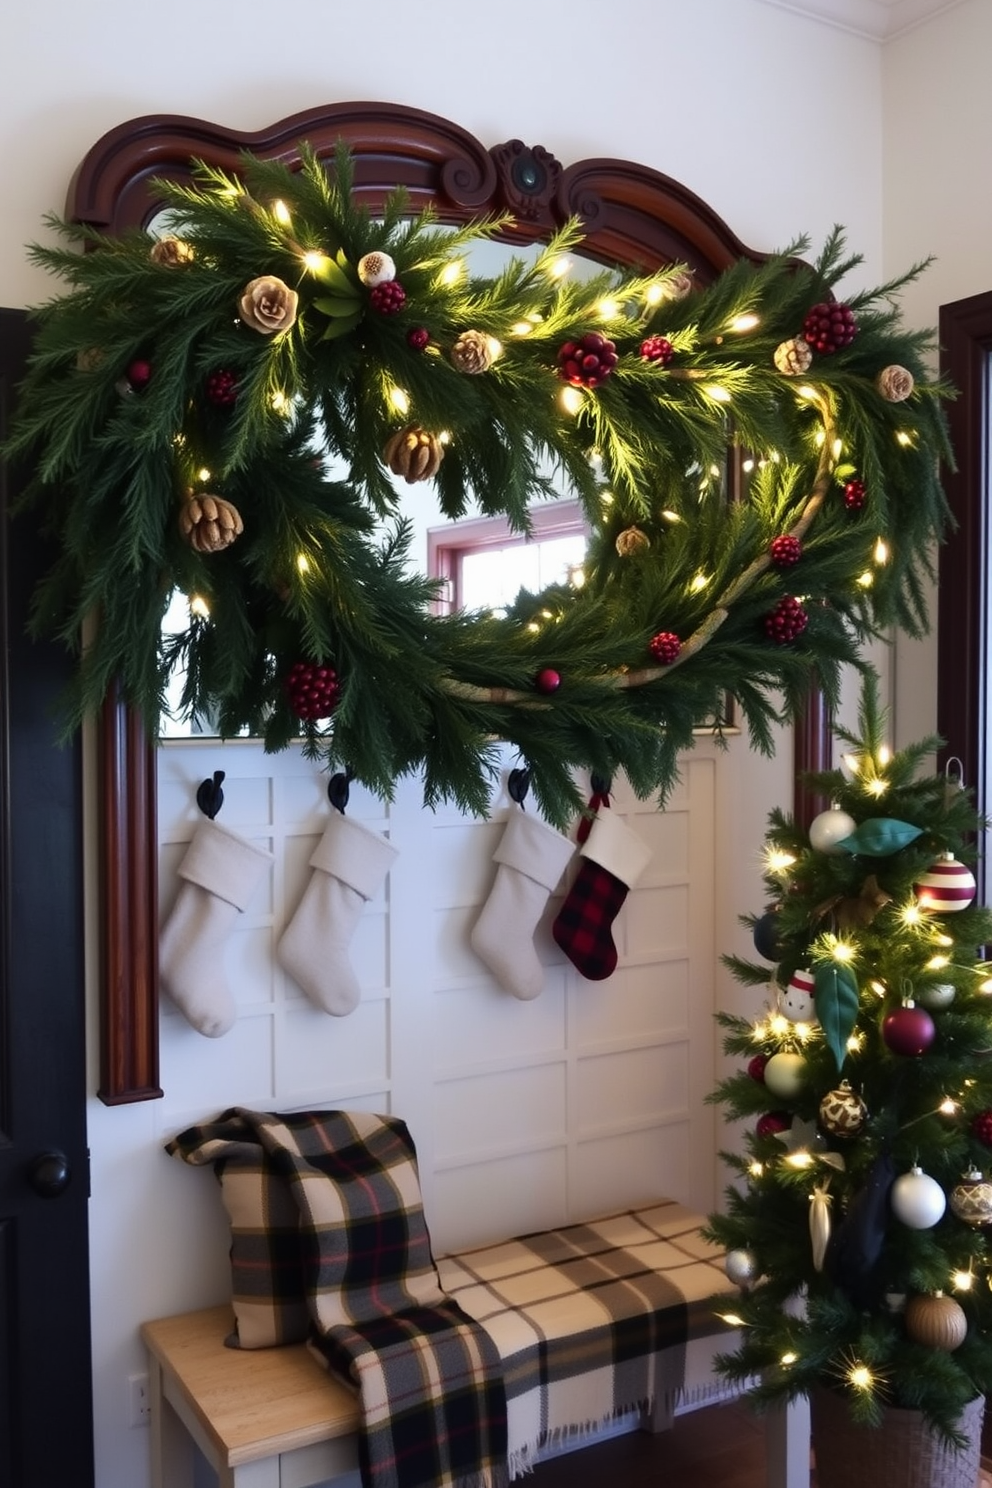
[649,631,681,664]
[843,478,866,510]
[556,333,618,388]
[756,1111,790,1139]
[407,326,430,350]
[747,1054,769,1083]
[285,661,341,722]
[971,1111,992,1147]
[640,335,674,366]
[769,534,802,567]
[369,280,406,315]
[764,596,809,644]
[127,359,152,390]
[535,667,561,694]
[801,301,857,355]
[206,369,238,406]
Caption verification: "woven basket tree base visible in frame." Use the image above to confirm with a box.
[810,1386,985,1488]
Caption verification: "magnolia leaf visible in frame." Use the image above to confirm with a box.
[319,312,363,341]
[814,962,860,1072]
[313,256,357,294]
[313,295,363,318]
[834,818,923,857]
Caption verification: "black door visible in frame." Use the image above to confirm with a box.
[0,308,93,1487]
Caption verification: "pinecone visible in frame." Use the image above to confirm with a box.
[764,596,809,644]
[876,364,915,402]
[383,424,444,483]
[178,493,244,553]
[649,631,681,664]
[285,661,341,722]
[556,332,618,388]
[615,526,650,557]
[369,280,406,315]
[769,534,802,567]
[205,369,238,407]
[450,330,493,374]
[843,478,867,510]
[802,301,858,354]
[773,337,813,375]
[640,335,674,366]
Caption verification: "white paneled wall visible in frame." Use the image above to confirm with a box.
[156,738,720,1256]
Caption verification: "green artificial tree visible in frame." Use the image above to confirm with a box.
[704,673,992,1447]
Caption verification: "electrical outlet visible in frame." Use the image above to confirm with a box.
[128,1372,150,1428]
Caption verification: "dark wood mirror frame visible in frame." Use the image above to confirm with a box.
[64,101,833,1104]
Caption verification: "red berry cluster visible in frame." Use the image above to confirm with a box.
[285,662,341,722]
[557,332,618,388]
[764,596,809,644]
[406,326,430,350]
[648,631,681,664]
[369,281,407,315]
[801,301,858,354]
[640,335,674,366]
[769,534,802,567]
[843,478,866,510]
[206,369,238,406]
[971,1110,992,1147]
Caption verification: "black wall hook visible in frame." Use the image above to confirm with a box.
[508,767,531,808]
[196,770,226,820]
[327,767,354,815]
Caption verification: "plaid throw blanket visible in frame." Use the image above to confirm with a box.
[168,1108,508,1488]
[436,1200,729,1479]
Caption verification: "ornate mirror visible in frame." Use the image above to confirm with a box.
[63,102,833,1103]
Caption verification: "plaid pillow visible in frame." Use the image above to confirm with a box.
[167,1117,310,1349]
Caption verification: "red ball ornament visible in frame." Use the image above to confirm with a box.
[843,478,866,510]
[406,326,430,350]
[206,369,238,406]
[285,661,341,722]
[764,596,809,644]
[747,1054,769,1083]
[535,668,561,694]
[914,854,977,914]
[369,280,406,315]
[126,358,152,391]
[802,301,858,354]
[882,1001,936,1057]
[649,631,681,665]
[756,1111,790,1140]
[971,1111,992,1147]
[769,534,802,568]
[556,332,618,388]
[640,335,674,366]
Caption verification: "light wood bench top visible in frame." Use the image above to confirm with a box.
[141,1304,359,1468]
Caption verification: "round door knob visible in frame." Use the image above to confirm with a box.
[27,1150,71,1198]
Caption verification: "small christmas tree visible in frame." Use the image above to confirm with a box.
[704,672,992,1445]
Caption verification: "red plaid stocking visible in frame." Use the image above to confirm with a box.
[552,804,652,980]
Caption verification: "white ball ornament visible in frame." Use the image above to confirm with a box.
[809,805,856,855]
[917,982,956,1011]
[890,1164,947,1229]
[763,1051,806,1100]
[357,251,397,287]
[724,1248,759,1290]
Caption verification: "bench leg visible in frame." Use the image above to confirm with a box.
[764,1392,810,1488]
[148,1356,194,1488]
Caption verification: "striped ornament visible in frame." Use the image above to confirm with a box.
[913,853,976,914]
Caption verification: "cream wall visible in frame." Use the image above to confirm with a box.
[0,4,937,1487]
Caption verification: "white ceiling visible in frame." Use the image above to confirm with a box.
[755,0,967,41]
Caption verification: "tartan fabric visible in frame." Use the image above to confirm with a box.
[436,1200,730,1480]
[167,1113,309,1348]
[552,859,629,980]
[169,1108,508,1488]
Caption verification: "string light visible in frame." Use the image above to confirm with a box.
[189,595,210,619]
[388,386,410,415]
[547,256,571,279]
[939,1097,959,1116]
[438,260,464,287]
[874,538,889,564]
[302,251,328,274]
[296,554,310,575]
[645,283,666,306]
[270,391,291,415]
[597,298,620,320]
[703,384,732,403]
[272,199,292,225]
[848,1364,874,1391]
[560,386,584,415]
[780,1352,798,1366]
[690,573,710,592]
[749,1161,764,1178]
[510,321,533,337]
[952,1268,974,1292]
[197,467,211,483]
[765,848,797,875]
[718,1312,746,1327]
[728,313,760,333]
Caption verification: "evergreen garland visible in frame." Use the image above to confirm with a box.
[705,674,992,1444]
[7,144,954,824]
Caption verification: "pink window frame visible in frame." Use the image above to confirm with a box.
[427,500,586,613]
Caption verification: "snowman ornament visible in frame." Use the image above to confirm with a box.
[777,968,818,1024]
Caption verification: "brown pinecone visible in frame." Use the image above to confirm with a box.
[383,425,444,483]
[615,526,650,557]
[450,330,493,374]
[178,493,244,553]
[773,337,813,376]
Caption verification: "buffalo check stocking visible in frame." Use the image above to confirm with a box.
[552,805,652,980]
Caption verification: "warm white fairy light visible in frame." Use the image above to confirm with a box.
[926,955,951,971]
[874,538,890,564]
[780,1351,798,1366]
[302,250,328,274]
[690,573,710,592]
[831,438,844,460]
[769,1013,791,1038]
[785,1151,813,1168]
[189,594,210,619]
[645,283,665,306]
[597,298,620,320]
[718,1312,746,1327]
[848,1364,873,1391]
[547,256,572,279]
[749,1161,764,1178]
[728,313,760,333]
[977,974,992,995]
[511,321,533,337]
[439,260,465,287]
[388,386,410,415]
[793,1022,815,1042]
[661,510,681,523]
[869,979,887,998]
[901,902,924,928]
[766,848,797,875]
[865,776,888,798]
[856,570,874,587]
[272,199,292,225]
[797,385,818,402]
[197,467,211,483]
[939,1097,959,1116]
[952,1269,974,1292]
[830,938,855,964]
[296,554,310,575]
[560,386,584,415]
[742,458,755,473]
[846,1031,864,1053]
[704,384,732,403]
[600,490,614,506]
[934,934,955,948]
[568,565,586,590]
[526,621,540,634]
[896,430,914,447]
[270,391,291,415]
[877,745,891,766]
[486,336,503,361]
